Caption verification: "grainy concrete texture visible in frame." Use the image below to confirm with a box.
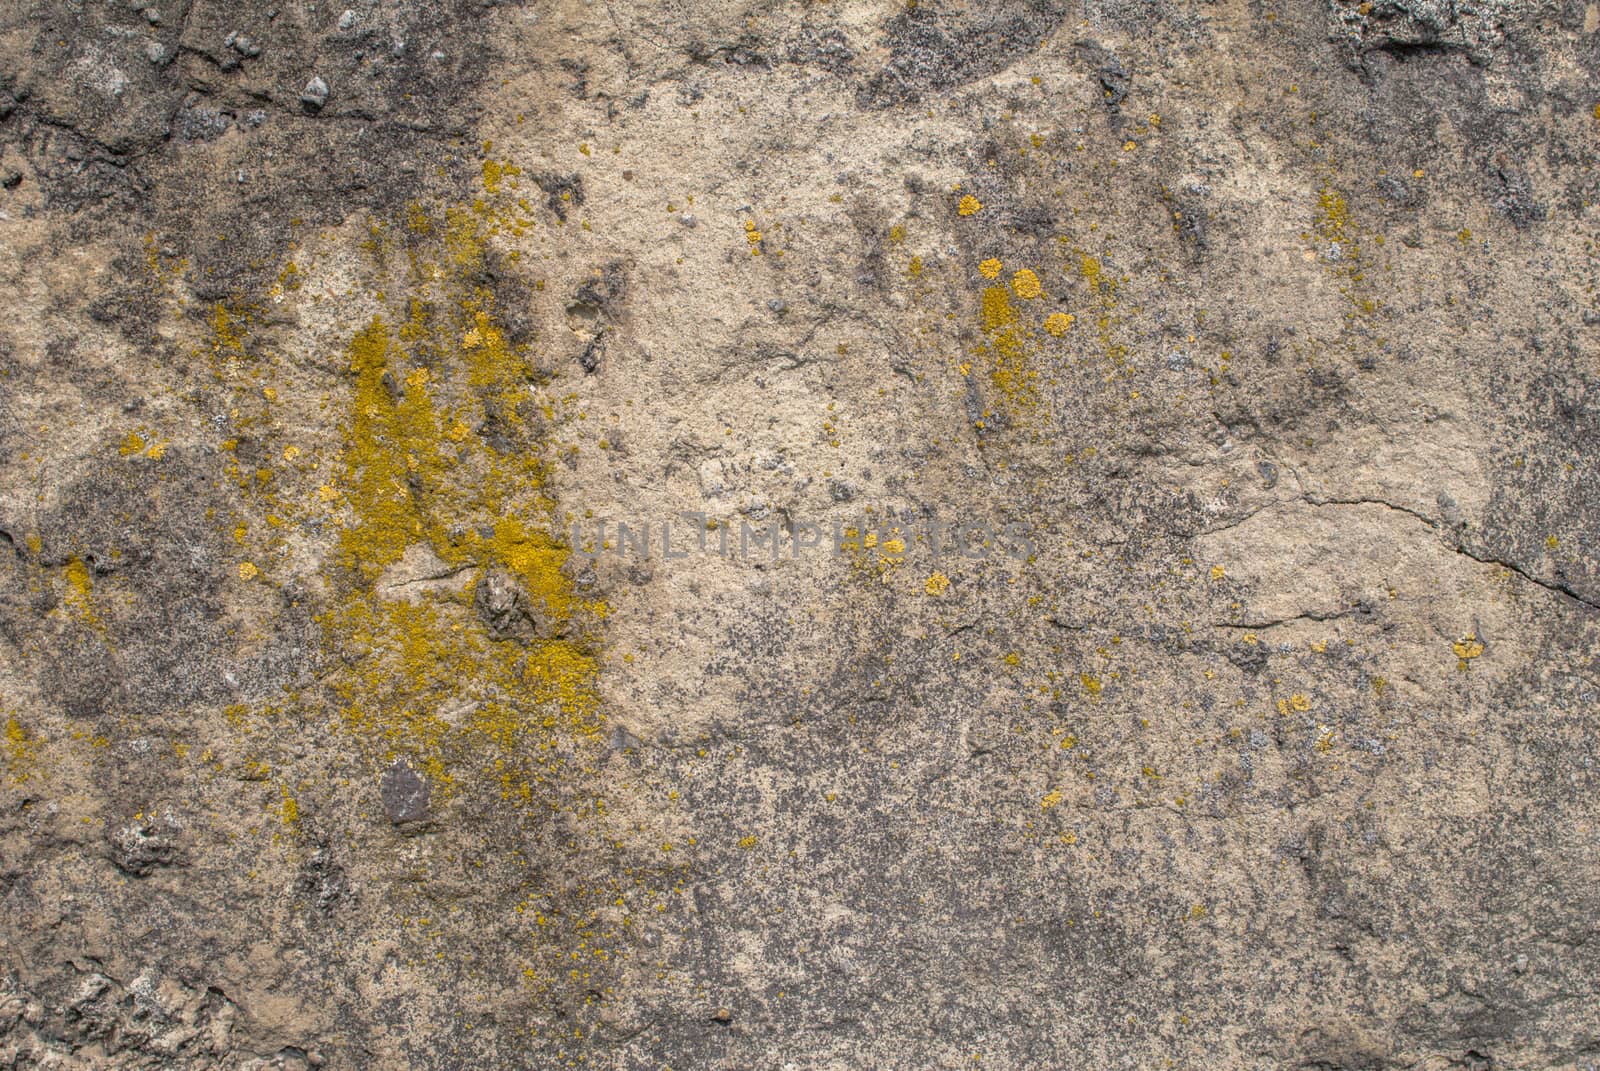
[1,0,1599,1068]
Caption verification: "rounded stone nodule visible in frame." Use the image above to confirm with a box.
[300,76,330,111]
[380,760,429,825]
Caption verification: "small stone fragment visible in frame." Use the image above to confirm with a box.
[300,76,330,110]
[380,761,428,824]
[109,809,186,875]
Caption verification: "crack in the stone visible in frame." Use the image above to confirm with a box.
[1201,493,1600,614]
[379,562,478,589]
[1312,495,1600,613]
[1451,541,1600,613]
[1212,608,1356,630]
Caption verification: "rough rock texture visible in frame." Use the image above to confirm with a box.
[2,0,1599,1068]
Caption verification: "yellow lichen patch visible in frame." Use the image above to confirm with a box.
[489,518,575,624]
[1010,269,1043,299]
[142,232,188,290]
[317,214,607,807]
[325,584,599,794]
[1275,692,1313,715]
[481,157,521,195]
[335,317,449,578]
[979,258,1002,279]
[958,195,983,216]
[864,529,906,574]
[443,206,491,274]
[276,783,300,828]
[119,430,146,456]
[977,285,1037,412]
[924,572,950,596]
[1044,312,1075,336]
[520,640,604,724]
[62,557,100,631]
[3,715,42,785]
[980,287,1016,333]
[839,524,907,578]
[1453,634,1485,671]
[457,302,534,398]
[1041,789,1063,810]
[1307,180,1382,318]
[1316,187,1351,242]
[195,187,648,998]
[208,302,248,359]
[239,561,260,581]
[1079,672,1102,696]
[406,201,433,234]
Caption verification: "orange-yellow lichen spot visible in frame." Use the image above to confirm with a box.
[1011,269,1043,299]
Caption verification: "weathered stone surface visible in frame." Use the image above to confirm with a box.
[2,0,1599,1067]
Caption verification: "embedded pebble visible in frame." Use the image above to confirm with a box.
[300,75,330,109]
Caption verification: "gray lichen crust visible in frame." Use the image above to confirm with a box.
[2,0,1599,1068]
